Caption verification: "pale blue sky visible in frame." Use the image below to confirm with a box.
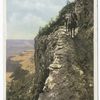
[7,0,74,39]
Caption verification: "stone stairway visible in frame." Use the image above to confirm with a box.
[39,26,76,99]
[38,26,82,100]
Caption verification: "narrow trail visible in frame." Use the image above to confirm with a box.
[33,22,93,100]
[38,26,82,100]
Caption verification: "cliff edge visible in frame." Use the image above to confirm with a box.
[32,0,93,100]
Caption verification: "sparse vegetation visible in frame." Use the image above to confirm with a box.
[38,2,75,36]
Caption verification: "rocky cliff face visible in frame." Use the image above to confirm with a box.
[32,0,93,100]
[75,0,93,27]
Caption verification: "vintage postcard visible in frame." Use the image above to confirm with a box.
[6,0,97,100]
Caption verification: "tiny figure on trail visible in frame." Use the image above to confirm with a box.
[64,11,78,38]
[64,13,71,32]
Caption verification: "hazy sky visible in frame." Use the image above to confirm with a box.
[7,0,74,39]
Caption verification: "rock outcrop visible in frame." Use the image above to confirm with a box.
[32,0,93,100]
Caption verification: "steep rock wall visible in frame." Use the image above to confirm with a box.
[32,0,93,100]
